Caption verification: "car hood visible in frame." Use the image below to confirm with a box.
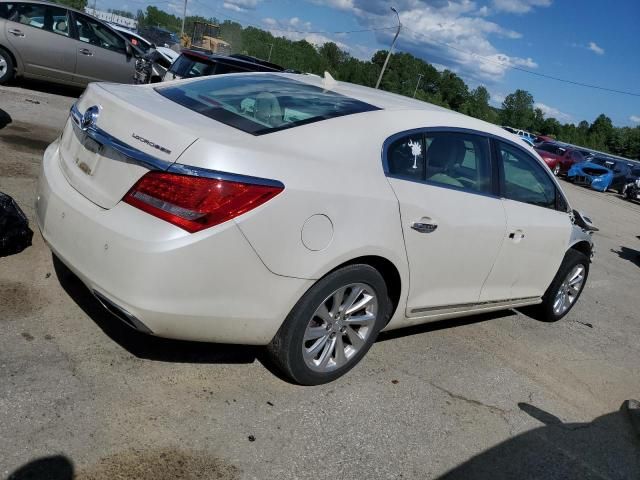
[534,150,561,160]
[574,162,612,174]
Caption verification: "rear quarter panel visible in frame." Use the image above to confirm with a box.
[180,112,409,282]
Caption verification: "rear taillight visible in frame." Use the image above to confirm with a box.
[123,171,283,233]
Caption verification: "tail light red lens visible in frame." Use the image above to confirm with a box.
[123,171,283,233]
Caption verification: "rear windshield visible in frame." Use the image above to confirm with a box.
[156,74,380,135]
[168,54,269,79]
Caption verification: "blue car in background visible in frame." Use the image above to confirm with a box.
[568,157,632,193]
[519,136,535,147]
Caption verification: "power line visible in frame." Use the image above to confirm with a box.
[403,26,640,98]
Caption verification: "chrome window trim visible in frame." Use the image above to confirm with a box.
[69,104,285,189]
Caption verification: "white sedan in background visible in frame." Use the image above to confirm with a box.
[36,72,594,385]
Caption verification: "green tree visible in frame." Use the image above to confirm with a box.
[461,86,495,123]
[437,70,469,111]
[500,89,534,130]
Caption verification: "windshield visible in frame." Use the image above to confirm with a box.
[156,74,380,135]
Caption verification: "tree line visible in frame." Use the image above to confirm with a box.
[53,1,640,160]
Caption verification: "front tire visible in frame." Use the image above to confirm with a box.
[553,164,561,176]
[529,249,589,322]
[267,264,391,385]
[0,49,15,85]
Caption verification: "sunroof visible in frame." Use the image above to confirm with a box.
[156,74,380,135]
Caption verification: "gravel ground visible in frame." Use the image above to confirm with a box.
[1,82,639,480]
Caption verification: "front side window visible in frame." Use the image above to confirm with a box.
[499,141,557,209]
[3,3,69,36]
[156,74,380,135]
[74,14,125,54]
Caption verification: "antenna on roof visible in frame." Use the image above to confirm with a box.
[323,71,337,89]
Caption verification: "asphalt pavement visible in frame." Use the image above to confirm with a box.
[1,81,639,480]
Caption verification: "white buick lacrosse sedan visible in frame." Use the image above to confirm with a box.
[37,73,594,385]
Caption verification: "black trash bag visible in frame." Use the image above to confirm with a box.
[0,192,33,258]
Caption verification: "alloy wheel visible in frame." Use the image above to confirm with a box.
[552,264,586,316]
[302,283,378,372]
[0,57,7,77]
[553,164,560,176]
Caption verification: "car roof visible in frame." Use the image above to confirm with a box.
[2,0,85,15]
[180,49,285,71]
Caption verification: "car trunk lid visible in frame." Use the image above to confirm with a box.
[58,83,198,209]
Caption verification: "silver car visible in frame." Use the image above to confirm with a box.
[0,0,136,86]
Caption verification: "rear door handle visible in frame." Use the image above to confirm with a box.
[8,28,25,37]
[411,221,438,233]
[79,48,93,56]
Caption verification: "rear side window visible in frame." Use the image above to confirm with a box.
[387,134,425,181]
[74,14,125,54]
[3,3,69,37]
[169,55,216,78]
[0,3,10,19]
[499,141,557,209]
[156,74,380,135]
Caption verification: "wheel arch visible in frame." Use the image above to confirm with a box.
[0,44,19,74]
[569,240,592,260]
[324,255,402,324]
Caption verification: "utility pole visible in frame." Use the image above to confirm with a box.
[267,43,274,62]
[375,7,401,90]
[413,73,423,98]
[181,0,187,37]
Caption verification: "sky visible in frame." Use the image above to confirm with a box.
[103,0,640,127]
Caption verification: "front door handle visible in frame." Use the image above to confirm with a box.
[8,28,25,37]
[509,230,525,241]
[79,48,93,56]
[411,221,438,233]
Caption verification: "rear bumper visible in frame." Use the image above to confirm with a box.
[36,140,312,345]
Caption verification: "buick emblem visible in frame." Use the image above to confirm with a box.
[81,105,100,131]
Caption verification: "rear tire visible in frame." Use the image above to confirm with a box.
[267,264,391,385]
[528,249,589,322]
[553,164,560,176]
[0,49,15,85]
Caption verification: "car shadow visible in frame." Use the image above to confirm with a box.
[6,455,74,480]
[0,108,11,129]
[9,77,84,99]
[610,246,640,268]
[6,402,639,479]
[377,310,516,342]
[437,401,640,479]
[53,255,259,365]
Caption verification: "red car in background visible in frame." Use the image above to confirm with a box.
[534,142,585,176]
